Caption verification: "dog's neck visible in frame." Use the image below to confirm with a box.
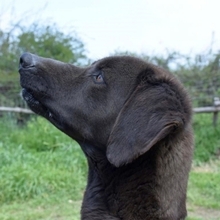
[78,141,117,181]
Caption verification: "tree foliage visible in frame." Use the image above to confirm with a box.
[0,19,88,109]
[0,21,87,75]
[1,15,220,110]
[16,24,86,64]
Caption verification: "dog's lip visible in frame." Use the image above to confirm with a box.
[19,65,37,76]
[22,88,39,104]
[19,65,35,71]
[22,88,65,131]
[22,88,52,118]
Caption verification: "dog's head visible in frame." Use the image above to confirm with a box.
[19,53,192,167]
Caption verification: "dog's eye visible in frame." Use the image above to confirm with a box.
[93,74,104,84]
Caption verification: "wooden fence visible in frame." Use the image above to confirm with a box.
[1,97,220,126]
[0,107,33,114]
[194,107,220,127]
[193,97,220,126]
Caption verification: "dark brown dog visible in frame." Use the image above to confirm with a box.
[19,53,193,220]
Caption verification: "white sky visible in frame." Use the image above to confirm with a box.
[0,0,220,60]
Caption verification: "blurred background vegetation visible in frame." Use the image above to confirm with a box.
[0,13,220,220]
[1,18,220,110]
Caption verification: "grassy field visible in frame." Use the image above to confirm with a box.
[0,113,220,220]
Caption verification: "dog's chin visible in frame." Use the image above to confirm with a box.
[22,88,51,118]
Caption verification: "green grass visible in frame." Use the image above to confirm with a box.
[186,160,220,220]
[188,171,220,209]
[0,199,81,220]
[0,113,220,219]
[193,113,220,164]
[0,116,87,205]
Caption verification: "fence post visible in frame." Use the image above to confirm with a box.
[213,97,220,127]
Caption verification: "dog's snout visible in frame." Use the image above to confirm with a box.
[20,52,35,68]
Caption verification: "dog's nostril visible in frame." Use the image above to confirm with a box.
[20,52,34,68]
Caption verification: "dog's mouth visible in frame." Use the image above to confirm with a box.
[22,88,53,119]
[21,87,65,131]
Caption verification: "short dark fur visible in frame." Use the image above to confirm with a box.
[19,53,194,220]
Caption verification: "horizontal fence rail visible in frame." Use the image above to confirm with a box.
[1,106,219,114]
[0,107,33,114]
[193,106,220,113]
[1,104,220,126]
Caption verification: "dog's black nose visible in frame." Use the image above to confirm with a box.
[20,52,34,68]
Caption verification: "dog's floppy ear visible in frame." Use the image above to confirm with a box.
[106,70,186,167]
